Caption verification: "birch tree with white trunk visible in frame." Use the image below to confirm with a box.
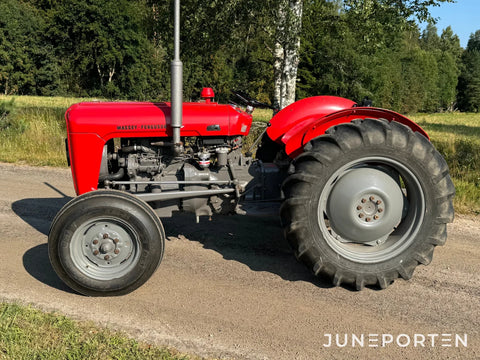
[273,0,303,110]
[269,0,453,110]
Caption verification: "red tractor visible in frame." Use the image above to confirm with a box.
[48,2,454,296]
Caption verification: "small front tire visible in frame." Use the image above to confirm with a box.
[48,190,165,296]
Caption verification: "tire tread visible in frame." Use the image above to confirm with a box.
[281,119,454,290]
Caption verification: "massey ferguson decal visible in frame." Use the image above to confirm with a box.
[117,124,166,131]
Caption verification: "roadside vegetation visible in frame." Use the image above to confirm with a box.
[0,96,83,167]
[0,303,197,360]
[0,95,478,215]
[411,113,480,215]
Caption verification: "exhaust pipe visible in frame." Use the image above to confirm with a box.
[171,0,183,153]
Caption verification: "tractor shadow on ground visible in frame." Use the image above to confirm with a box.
[161,213,338,289]
[12,186,351,292]
[12,183,74,293]
[22,243,75,294]
[12,196,71,236]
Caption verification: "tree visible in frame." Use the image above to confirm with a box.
[272,0,303,109]
[277,0,454,109]
[457,30,480,112]
[0,0,58,95]
[298,0,457,113]
[44,0,166,99]
[149,0,275,102]
[298,0,369,101]
[437,27,462,110]
[0,0,461,109]
[421,23,441,51]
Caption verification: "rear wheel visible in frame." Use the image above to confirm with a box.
[49,190,165,296]
[281,119,454,290]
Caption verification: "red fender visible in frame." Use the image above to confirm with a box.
[268,100,429,158]
[267,96,357,142]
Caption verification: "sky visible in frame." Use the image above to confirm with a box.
[425,0,480,48]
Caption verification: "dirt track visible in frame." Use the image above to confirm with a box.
[0,162,478,359]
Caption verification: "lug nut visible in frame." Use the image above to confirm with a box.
[376,200,382,205]
[361,198,367,203]
[93,250,99,255]
[359,214,365,218]
[357,206,362,210]
[113,238,119,244]
[366,217,372,222]
[93,240,98,245]
[104,255,110,260]
[374,215,379,220]
[370,196,375,201]
[103,233,109,239]
[114,249,120,254]
[378,208,384,213]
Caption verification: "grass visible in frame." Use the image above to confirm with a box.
[0,95,478,215]
[0,302,198,360]
[0,95,85,167]
[411,113,480,215]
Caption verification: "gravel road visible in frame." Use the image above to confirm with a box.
[0,162,478,359]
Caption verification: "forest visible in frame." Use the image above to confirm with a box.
[1,0,479,113]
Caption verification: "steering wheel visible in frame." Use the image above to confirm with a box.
[231,90,275,110]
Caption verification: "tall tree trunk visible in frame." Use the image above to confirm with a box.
[109,67,115,83]
[273,0,303,110]
[97,64,104,87]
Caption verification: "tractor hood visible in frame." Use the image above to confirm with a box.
[66,101,252,139]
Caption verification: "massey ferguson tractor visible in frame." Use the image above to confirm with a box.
[48,1,455,296]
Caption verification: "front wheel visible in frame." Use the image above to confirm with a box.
[281,119,455,290]
[49,190,165,296]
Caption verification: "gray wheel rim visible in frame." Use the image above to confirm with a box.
[317,156,425,264]
[70,217,141,280]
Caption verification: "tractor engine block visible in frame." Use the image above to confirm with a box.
[98,136,286,220]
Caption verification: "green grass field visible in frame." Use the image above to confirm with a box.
[410,113,480,215]
[1,95,478,215]
[0,303,196,360]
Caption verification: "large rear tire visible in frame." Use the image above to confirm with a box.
[48,190,165,296]
[281,119,455,290]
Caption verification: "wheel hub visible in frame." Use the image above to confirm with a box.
[87,228,128,264]
[326,167,404,244]
[100,240,115,254]
[356,194,384,221]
